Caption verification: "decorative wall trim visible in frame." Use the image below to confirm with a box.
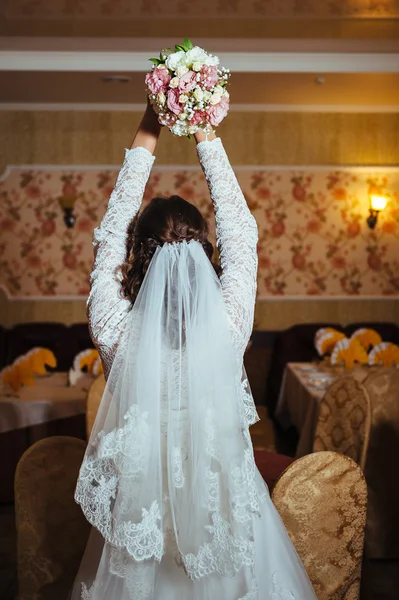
[1,288,397,303]
[1,50,399,73]
[2,103,399,114]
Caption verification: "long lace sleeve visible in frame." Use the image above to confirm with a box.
[196,138,258,357]
[87,146,155,377]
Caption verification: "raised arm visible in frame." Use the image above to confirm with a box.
[195,134,258,357]
[87,105,161,376]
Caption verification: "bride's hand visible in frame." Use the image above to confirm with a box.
[194,129,217,144]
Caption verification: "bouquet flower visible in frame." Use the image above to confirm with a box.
[145,38,231,137]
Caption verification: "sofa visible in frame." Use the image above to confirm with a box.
[1,320,399,413]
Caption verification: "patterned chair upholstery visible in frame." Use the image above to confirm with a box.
[86,373,106,438]
[313,376,372,470]
[363,368,399,558]
[15,436,90,600]
[272,451,367,600]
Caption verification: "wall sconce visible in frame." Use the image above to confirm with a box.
[367,194,388,230]
[58,196,76,228]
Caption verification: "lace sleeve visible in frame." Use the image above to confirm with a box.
[196,138,258,357]
[87,146,155,376]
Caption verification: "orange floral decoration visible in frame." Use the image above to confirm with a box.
[369,342,399,367]
[92,356,104,376]
[330,338,369,370]
[69,348,103,386]
[351,328,382,351]
[0,347,57,392]
[315,328,347,356]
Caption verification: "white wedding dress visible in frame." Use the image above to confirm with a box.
[70,138,318,600]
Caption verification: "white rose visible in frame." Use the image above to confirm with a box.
[193,88,204,102]
[176,65,189,77]
[156,91,166,106]
[165,50,186,71]
[192,61,203,72]
[204,54,220,67]
[213,85,224,96]
[171,122,188,136]
[178,94,188,104]
[169,77,180,88]
[210,92,222,105]
[186,46,208,66]
[179,112,187,120]
[223,90,230,99]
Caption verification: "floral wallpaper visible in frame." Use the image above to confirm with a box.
[0,165,398,299]
[3,0,399,18]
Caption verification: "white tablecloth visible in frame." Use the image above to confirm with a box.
[275,362,374,457]
[0,372,91,433]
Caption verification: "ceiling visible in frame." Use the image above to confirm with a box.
[0,0,398,110]
[2,0,399,20]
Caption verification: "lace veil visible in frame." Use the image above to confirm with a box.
[75,239,262,596]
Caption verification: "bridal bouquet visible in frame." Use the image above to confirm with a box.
[145,38,231,137]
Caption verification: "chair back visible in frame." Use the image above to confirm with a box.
[86,373,105,438]
[313,375,371,469]
[362,368,399,558]
[15,436,90,600]
[272,451,367,600]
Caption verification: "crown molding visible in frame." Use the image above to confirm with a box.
[0,50,398,73]
[0,102,398,113]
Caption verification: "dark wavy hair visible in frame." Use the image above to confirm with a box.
[120,195,220,305]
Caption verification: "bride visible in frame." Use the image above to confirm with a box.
[70,101,318,599]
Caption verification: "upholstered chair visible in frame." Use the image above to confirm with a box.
[362,368,399,558]
[86,373,106,438]
[272,451,367,600]
[15,436,90,600]
[313,376,372,470]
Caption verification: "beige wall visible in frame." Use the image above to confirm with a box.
[1,110,398,329]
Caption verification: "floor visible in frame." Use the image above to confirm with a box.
[1,409,398,599]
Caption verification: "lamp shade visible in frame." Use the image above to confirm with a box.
[370,194,388,211]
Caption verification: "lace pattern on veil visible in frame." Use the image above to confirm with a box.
[75,240,264,598]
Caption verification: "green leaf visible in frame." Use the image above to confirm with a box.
[184,38,193,50]
[149,58,161,65]
[174,44,186,52]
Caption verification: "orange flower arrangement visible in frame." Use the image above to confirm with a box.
[69,349,103,385]
[351,328,382,352]
[1,348,57,392]
[330,338,369,370]
[369,342,399,367]
[315,328,347,356]
[92,356,104,376]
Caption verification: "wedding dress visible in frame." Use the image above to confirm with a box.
[70,138,318,599]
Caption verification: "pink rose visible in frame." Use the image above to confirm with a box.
[205,95,229,127]
[167,89,184,115]
[189,111,206,126]
[201,65,219,90]
[145,66,171,95]
[178,70,197,93]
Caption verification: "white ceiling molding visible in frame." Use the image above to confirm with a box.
[0,50,398,73]
[1,103,399,113]
[1,36,399,53]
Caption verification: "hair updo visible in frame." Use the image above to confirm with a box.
[120,195,220,305]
